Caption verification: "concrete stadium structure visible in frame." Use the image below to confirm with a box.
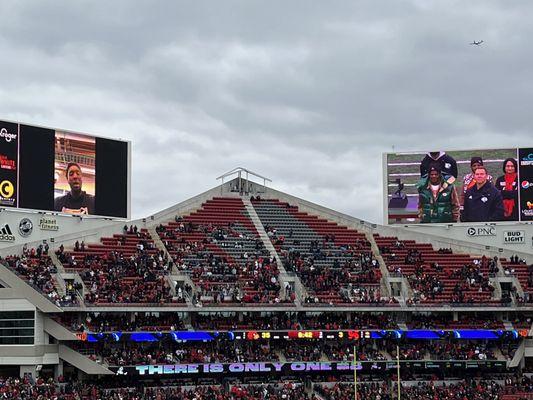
[0,169,531,388]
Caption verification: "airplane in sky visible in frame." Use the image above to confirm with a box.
[469,40,484,46]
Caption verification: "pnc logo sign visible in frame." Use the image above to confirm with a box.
[467,227,496,237]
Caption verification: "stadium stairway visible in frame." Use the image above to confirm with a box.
[50,251,86,306]
[491,276,503,299]
[397,322,408,330]
[504,321,514,330]
[51,262,85,307]
[367,233,393,298]
[251,198,385,305]
[508,340,526,368]
[169,270,195,307]
[43,317,79,341]
[147,225,173,261]
[51,273,68,302]
[500,258,529,301]
[49,251,66,273]
[0,261,62,313]
[379,349,393,360]
[155,197,286,304]
[494,347,511,363]
[276,350,287,363]
[243,196,305,305]
[242,196,286,274]
[58,344,114,375]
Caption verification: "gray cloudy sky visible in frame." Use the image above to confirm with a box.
[1,1,532,223]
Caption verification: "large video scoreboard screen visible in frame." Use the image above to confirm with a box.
[384,148,532,225]
[0,120,130,218]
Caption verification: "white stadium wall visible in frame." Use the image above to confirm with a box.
[0,209,124,255]
[403,222,533,256]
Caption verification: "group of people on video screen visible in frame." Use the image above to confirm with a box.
[417,151,518,223]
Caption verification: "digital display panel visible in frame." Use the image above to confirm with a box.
[77,329,526,343]
[0,120,129,218]
[384,148,530,224]
[109,360,508,377]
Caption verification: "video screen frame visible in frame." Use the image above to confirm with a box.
[383,147,530,225]
[0,119,131,219]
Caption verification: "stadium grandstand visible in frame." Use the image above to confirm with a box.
[0,167,532,399]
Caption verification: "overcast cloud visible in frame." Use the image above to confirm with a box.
[1,0,532,222]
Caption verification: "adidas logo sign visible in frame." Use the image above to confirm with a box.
[0,224,15,242]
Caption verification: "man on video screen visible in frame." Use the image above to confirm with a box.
[420,151,458,179]
[54,162,95,215]
[417,163,460,223]
[462,166,503,222]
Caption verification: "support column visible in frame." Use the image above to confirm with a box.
[54,360,64,380]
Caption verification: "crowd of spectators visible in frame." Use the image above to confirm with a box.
[448,258,496,303]
[56,310,520,334]
[316,382,392,400]
[228,383,312,400]
[407,313,504,329]
[386,341,499,361]
[504,255,528,276]
[399,379,532,400]
[406,257,496,305]
[59,313,186,333]
[408,264,445,304]
[193,312,398,331]
[323,341,386,362]
[1,376,531,400]
[509,313,533,329]
[379,235,504,306]
[501,374,533,397]
[66,235,180,305]
[157,219,285,305]
[80,340,279,366]
[68,333,520,368]
[317,378,533,400]
[284,248,387,304]
[266,206,381,304]
[0,376,68,400]
[0,377,317,400]
[54,311,444,334]
[1,245,78,307]
[282,343,322,362]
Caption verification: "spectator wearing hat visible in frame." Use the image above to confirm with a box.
[495,157,519,221]
[461,156,493,206]
[416,163,460,223]
[420,151,458,179]
[462,166,504,222]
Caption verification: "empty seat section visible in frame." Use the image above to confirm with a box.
[252,199,385,305]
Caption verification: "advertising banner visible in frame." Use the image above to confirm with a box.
[0,121,18,208]
[519,148,533,221]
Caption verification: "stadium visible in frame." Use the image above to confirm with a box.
[0,119,531,399]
